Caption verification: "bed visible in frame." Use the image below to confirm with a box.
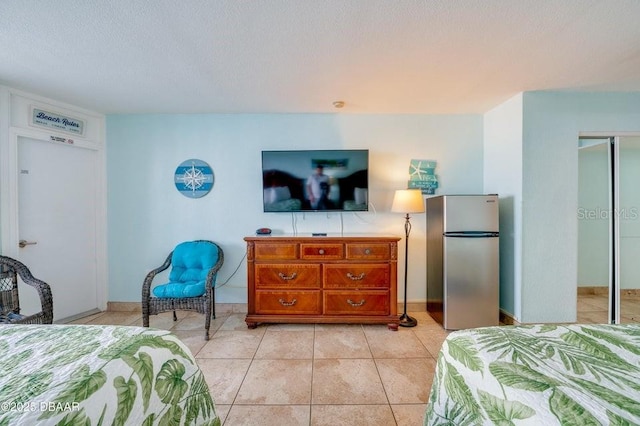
[0,324,220,425]
[424,324,640,425]
[262,169,305,212]
[337,169,368,211]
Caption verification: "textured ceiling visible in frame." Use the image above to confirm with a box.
[1,0,640,114]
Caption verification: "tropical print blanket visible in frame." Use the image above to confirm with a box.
[424,324,640,425]
[0,324,219,425]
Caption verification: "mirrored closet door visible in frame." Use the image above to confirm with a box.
[578,136,640,324]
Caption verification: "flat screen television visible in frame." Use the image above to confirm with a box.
[262,149,369,212]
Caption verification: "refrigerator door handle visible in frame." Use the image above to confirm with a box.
[444,232,499,238]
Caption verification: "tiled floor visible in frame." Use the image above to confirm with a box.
[70,310,448,426]
[68,292,640,425]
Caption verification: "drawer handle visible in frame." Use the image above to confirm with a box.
[278,272,298,281]
[347,299,366,307]
[278,298,297,307]
[365,248,371,255]
[318,249,325,255]
[346,272,366,281]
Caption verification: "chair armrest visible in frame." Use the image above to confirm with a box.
[206,245,225,287]
[142,251,173,298]
[1,255,53,324]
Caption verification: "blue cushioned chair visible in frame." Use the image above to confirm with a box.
[142,240,224,340]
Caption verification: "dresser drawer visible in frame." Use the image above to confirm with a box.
[255,264,320,288]
[254,243,298,260]
[324,290,390,315]
[345,243,390,260]
[324,264,390,288]
[255,290,322,315]
[300,243,343,260]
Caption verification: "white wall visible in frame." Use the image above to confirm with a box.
[483,93,523,319]
[106,113,484,304]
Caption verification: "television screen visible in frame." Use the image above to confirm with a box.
[262,149,369,212]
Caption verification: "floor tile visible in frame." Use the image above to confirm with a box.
[66,312,107,324]
[364,327,430,358]
[84,312,141,326]
[70,296,640,426]
[314,328,372,359]
[172,312,229,333]
[314,323,364,331]
[225,405,310,426]
[311,359,387,404]
[213,404,231,425]
[254,329,315,359]
[195,358,251,405]
[376,358,437,404]
[171,329,209,356]
[235,359,313,404]
[218,313,252,331]
[268,323,316,331]
[310,405,396,426]
[413,329,450,358]
[391,404,428,426]
[196,329,264,359]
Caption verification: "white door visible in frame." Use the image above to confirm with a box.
[17,136,99,321]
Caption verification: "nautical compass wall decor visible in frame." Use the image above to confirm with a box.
[174,159,214,198]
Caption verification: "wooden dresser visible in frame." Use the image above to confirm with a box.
[244,235,400,329]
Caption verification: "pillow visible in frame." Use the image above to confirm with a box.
[264,186,291,204]
[275,186,291,202]
[264,188,275,204]
[354,187,368,205]
[169,241,219,283]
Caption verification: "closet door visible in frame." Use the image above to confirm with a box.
[616,136,640,324]
[577,138,612,323]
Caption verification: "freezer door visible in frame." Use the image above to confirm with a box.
[443,235,499,330]
[443,195,499,233]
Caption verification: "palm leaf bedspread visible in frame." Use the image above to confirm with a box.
[0,324,220,425]
[424,324,640,425]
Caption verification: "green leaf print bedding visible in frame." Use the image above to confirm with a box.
[0,324,220,425]
[424,324,640,426]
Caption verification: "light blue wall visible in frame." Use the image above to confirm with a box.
[577,145,609,287]
[106,113,484,304]
[618,138,640,291]
[483,94,523,319]
[521,92,640,323]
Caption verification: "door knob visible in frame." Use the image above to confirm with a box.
[19,240,37,248]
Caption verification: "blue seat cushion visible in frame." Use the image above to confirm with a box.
[152,281,206,298]
[152,241,219,299]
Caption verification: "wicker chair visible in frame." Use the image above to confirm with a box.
[0,255,53,324]
[142,240,224,340]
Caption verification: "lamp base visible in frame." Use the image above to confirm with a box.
[398,313,417,327]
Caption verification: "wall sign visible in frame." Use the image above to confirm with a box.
[408,159,439,194]
[49,135,74,145]
[30,107,85,136]
[174,159,214,198]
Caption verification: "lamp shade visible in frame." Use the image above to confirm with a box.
[391,189,425,214]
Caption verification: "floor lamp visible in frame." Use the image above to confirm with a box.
[391,189,425,327]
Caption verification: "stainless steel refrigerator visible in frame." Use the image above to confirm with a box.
[426,195,499,330]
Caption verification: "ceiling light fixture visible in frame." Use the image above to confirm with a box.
[332,101,345,109]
